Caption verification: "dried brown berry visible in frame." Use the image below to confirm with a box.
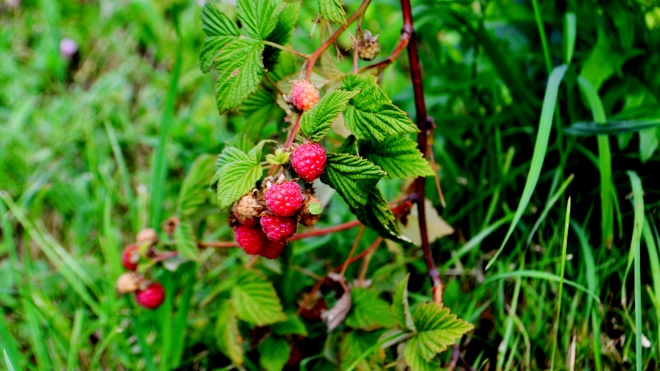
[136,228,158,246]
[358,30,380,61]
[116,272,148,295]
[232,191,262,227]
[299,195,323,227]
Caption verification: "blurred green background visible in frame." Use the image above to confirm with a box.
[2,0,660,369]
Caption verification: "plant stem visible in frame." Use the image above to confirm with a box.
[283,113,303,149]
[262,40,311,59]
[305,0,372,79]
[339,226,365,276]
[290,220,362,240]
[296,237,383,315]
[400,0,443,303]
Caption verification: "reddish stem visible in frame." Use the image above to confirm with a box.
[358,28,411,73]
[400,0,443,303]
[305,0,372,79]
[290,220,361,240]
[283,113,303,149]
[339,225,365,276]
[197,241,239,248]
[296,237,383,315]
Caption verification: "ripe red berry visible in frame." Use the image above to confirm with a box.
[260,240,286,259]
[122,244,139,271]
[292,143,326,182]
[135,282,165,309]
[265,181,303,217]
[234,225,268,255]
[290,80,320,111]
[260,215,297,241]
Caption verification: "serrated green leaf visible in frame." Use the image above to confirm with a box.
[345,288,396,330]
[408,303,473,362]
[318,0,346,24]
[340,330,383,371]
[271,314,308,336]
[232,270,286,326]
[320,153,384,209]
[351,187,407,243]
[174,220,199,262]
[213,38,265,113]
[342,75,418,142]
[177,154,216,217]
[238,0,283,39]
[215,301,244,366]
[263,1,300,68]
[338,135,358,155]
[241,87,284,140]
[259,336,291,371]
[362,136,434,179]
[200,3,240,72]
[226,133,256,153]
[212,146,262,209]
[301,90,359,142]
[403,340,441,371]
[392,274,416,332]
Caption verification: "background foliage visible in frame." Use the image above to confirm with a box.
[1,0,660,369]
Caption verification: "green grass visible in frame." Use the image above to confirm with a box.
[1,0,660,369]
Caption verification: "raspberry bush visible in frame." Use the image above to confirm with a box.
[112,0,471,368]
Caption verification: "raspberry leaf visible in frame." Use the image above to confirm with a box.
[341,74,419,142]
[351,187,409,243]
[320,153,385,209]
[174,220,200,262]
[263,1,300,69]
[231,270,286,326]
[403,342,440,371]
[212,38,265,113]
[340,330,384,370]
[199,3,240,72]
[301,89,359,142]
[237,0,283,40]
[212,146,263,210]
[392,274,416,332]
[338,135,358,155]
[270,315,308,336]
[225,133,256,153]
[258,336,291,371]
[318,0,346,24]
[242,87,285,140]
[215,301,244,366]
[361,136,435,179]
[345,288,396,330]
[405,303,473,364]
[177,154,216,217]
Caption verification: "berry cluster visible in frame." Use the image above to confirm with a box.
[232,178,323,259]
[117,228,165,310]
[231,81,327,259]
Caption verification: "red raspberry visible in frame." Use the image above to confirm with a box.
[265,181,303,217]
[290,80,320,111]
[234,225,267,255]
[260,240,286,259]
[292,143,326,182]
[260,215,297,241]
[135,282,165,309]
[122,244,139,271]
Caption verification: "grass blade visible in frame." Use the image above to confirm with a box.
[526,174,574,246]
[4,349,15,371]
[550,198,571,371]
[150,18,183,229]
[483,270,599,303]
[577,76,613,246]
[643,217,660,358]
[627,171,644,370]
[487,64,568,269]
